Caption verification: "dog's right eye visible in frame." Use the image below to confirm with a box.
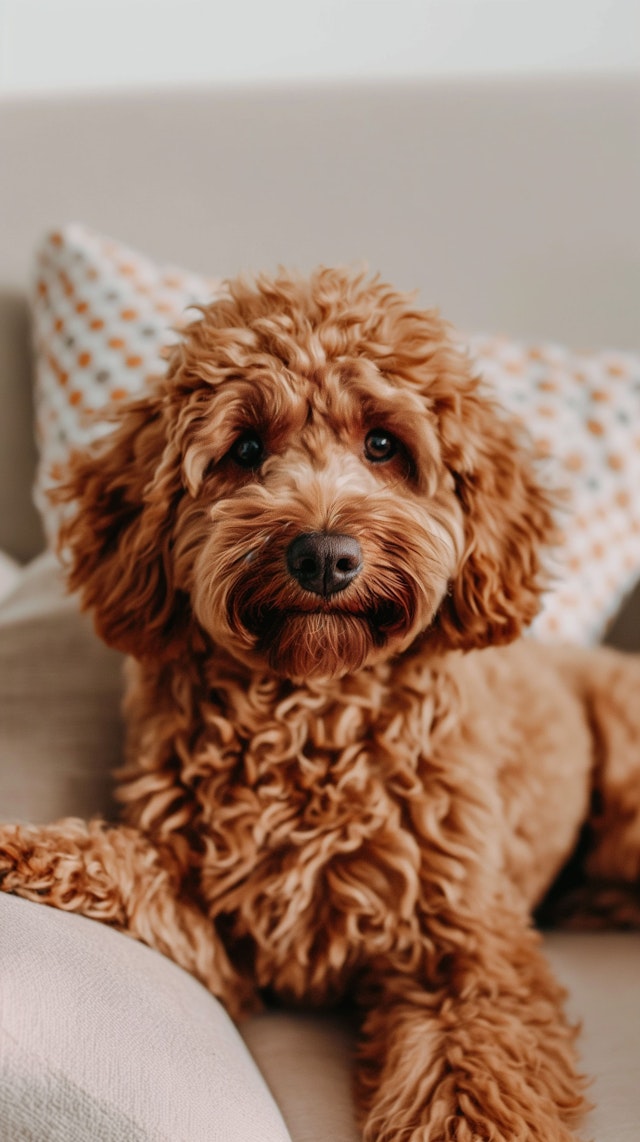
[229,430,265,469]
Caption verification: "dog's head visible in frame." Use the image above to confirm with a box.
[55,269,555,679]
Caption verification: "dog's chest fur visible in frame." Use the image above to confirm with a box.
[123,652,508,1002]
[123,645,585,1004]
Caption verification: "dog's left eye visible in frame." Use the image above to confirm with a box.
[230,430,265,469]
[364,429,398,463]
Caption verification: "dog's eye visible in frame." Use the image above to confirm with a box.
[230,431,265,469]
[364,429,398,463]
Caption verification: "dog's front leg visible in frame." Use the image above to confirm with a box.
[0,818,254,1018]
[355,909,587,1142]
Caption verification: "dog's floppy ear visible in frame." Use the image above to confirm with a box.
[53,390,189,660]
[432,383,557,652]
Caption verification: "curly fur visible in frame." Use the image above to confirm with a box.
[2,267,640,1140]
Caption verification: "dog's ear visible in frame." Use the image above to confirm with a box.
[52,390,189,660]
[432,382,557,652]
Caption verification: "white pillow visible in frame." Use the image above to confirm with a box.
[0,893,291,1142]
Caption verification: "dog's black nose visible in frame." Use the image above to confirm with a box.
[286,532,363,596]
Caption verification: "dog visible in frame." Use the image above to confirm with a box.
[2,267,640,1140]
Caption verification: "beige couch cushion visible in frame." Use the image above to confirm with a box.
[241,1012,360,1142]
[545,933,640,1142]
[0,553,123,823]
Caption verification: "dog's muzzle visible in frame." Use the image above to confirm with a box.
[286,532,363,597]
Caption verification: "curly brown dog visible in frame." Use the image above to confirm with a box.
[2,268,640,1140]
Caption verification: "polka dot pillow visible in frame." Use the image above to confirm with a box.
[465,334,640,643]
[31,223,640,646]
[32,224,220,517]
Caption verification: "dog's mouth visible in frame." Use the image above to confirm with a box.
[251,597,404,638]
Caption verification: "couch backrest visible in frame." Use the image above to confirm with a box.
[1,77,639,562]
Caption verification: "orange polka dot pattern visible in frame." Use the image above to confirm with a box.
[32,225,640,647]
[32,223,219,526]
[467,333,640,644]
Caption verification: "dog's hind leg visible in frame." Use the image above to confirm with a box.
[0,817,253,1016]
[551,647,640,928]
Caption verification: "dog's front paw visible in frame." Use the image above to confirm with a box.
[359,1046,583,1142]
[361,1091,580,1142]
[357,957,585,1142]
[0,820,89,905]
[0,823,36,893]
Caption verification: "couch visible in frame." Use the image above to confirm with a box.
[0,78,639,1141]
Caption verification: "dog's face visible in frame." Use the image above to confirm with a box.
[183,348,465,678]
[57,269,555,679]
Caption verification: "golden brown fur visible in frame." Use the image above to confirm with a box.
[2,268,640,1140]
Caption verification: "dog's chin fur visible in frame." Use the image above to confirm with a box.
[260,610,381,679]
[194,597,421,681]
[250,599,426,679]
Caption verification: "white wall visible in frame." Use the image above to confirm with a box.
[1,0,639,95]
